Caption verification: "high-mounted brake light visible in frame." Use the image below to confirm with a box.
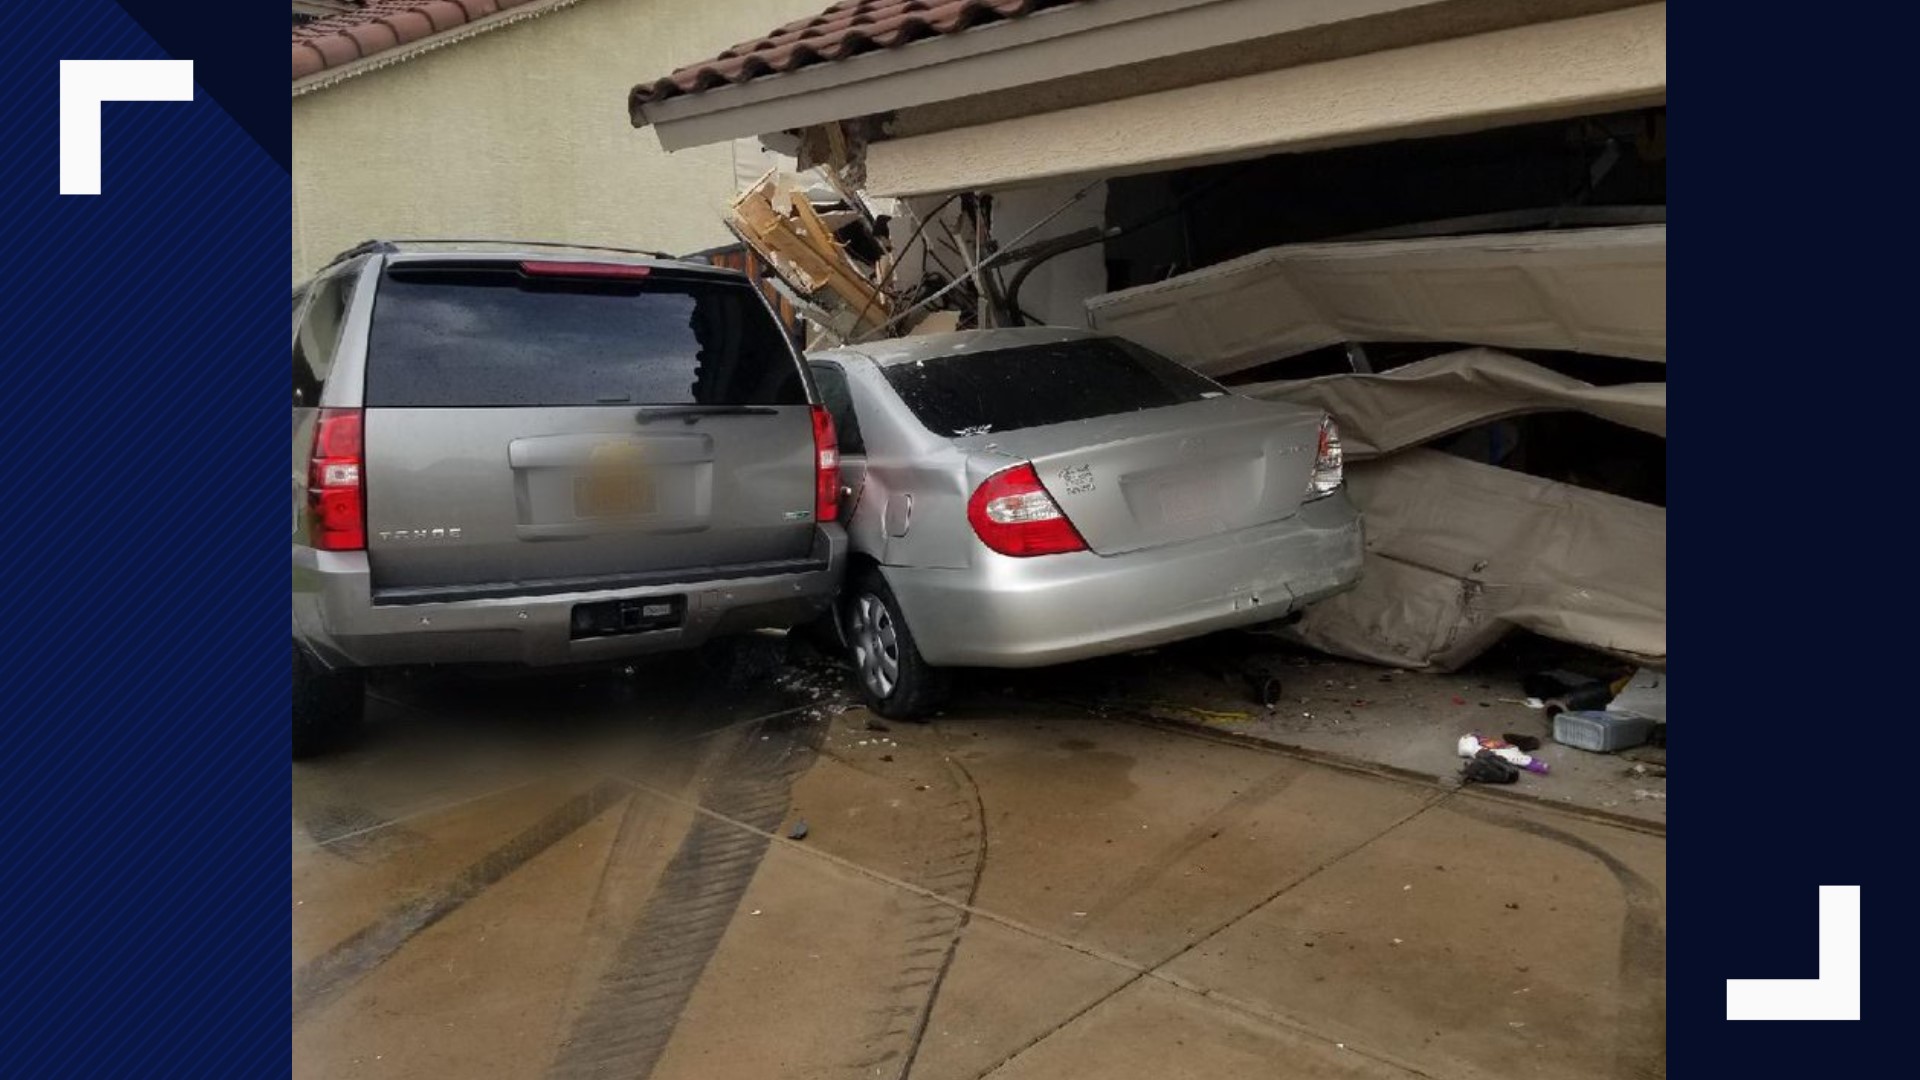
[1306,415,1343,499]
[518,261,653,279]
[308,408,365,551]
[967,464,1087,557]
[810,405,840,523]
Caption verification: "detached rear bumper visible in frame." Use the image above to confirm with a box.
[884,495,1361,668]
[293,528,845,668]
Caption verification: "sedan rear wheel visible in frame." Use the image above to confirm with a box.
[850,594,900,699]
[844,570,946,720]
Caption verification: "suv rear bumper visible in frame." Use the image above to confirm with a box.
[293,528,845,668]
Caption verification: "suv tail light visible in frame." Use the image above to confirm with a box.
[967,464,1087,557]
[1306,415,1343,499]
[810,405,840,523]
[308,408,365,551]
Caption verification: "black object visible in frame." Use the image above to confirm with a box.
[788,820,810,841]
[1248,674,1284,709]
[1544,682,1615,715]
[1501,733,1543,752]
[1461,749,1520,785]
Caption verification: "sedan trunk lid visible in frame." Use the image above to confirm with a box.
[954,395,1324,555]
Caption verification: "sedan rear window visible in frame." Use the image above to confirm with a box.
[882,338,1221,436]
[365,264,805,407]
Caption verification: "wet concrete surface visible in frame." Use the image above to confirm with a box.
[293,644,1666,1079]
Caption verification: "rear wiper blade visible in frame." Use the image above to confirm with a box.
[634,405,780,425]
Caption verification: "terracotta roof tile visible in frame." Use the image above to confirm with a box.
[291,0,543,83]
[419,0,471,32]
[631,0,1094,108]
[383,11,437,44]
[342,22,400,55]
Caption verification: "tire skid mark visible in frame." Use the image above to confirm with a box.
[547,714,824,1080]
[832,746,988,1080]
[291,778,631,1025]
[1074,759,1304,931]
[889,756,990,1080]
[1450,801,1666,1080]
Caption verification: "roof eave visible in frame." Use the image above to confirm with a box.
[634,0,1452,150]
[293,0,589,97]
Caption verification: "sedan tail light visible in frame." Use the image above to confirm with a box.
[811,405,840,523]
[308,408,365,551]
[1306,415,1343,499]
[967,463,1087,557]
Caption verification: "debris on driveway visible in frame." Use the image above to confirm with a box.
[1553,710,1655,753]
[1461,750,1520,785]
[1511,665,1664,753]
[1457,733,1549,775]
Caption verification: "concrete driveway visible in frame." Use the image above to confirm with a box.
[292,655,1665,1080]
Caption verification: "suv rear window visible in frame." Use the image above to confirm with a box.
[882,337,1221,437]
[365,264,805,407]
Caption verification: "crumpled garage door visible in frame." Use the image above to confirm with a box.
[1085,226,1666,375]
[1243,347,1665,457]
[1257,349,1665,670]
[1278,448,1666,669]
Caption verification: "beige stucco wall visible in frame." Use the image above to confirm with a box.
[290,0,825,280]
[867,2,1665,197]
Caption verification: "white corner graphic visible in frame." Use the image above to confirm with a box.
[59,60,195,196]
[1726,885,1861,1020]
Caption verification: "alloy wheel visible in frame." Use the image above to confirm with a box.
[849,593,900,699]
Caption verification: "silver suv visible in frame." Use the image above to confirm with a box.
[292,242,846,757]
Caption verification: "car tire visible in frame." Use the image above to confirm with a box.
[844,569,947,721]
[293,642,365,760]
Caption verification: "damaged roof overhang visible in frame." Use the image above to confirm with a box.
[865,3,1665,197]
[632,0,1460,153]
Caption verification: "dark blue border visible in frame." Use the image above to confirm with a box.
[1674,2,1917,1069]
[0,3,287,1075]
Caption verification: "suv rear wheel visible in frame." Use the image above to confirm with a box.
[844,570,946,720]
[293,642,365,759]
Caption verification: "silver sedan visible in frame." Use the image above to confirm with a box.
[808,328,1363,718]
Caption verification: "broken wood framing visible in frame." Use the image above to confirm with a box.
[726,169,892,341]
